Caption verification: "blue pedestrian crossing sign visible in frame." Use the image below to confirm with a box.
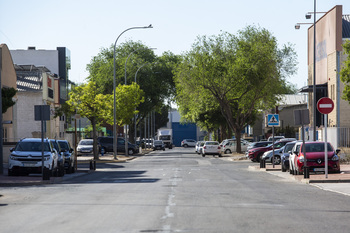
[267,114,280,126]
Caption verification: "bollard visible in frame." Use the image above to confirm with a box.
[260,159,266,168]
[304,167,310,179]
[94,160,96,170]
[90,160,93,170]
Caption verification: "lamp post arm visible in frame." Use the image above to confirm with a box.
[113,24,152,159]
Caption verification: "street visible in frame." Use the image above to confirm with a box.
[1,147,350,233]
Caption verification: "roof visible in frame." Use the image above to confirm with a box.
[343,15,350,39]
[277,94,307,107]
[14,64,47,92]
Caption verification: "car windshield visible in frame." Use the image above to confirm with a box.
[284,143,295,153]
[79,140,93,145]
[15,141,51,152]
[58,141,70,150]
[304,143,333,152]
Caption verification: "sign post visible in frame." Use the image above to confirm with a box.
[294,109,310,178]
[267,114,280,168]
[317,97,334,179]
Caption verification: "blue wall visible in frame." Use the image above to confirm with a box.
[172,122,197,147]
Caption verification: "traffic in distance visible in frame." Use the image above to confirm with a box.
[7,134,341,178]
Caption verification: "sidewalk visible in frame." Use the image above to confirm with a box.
[248,163,350,184]
[0,151,152,187]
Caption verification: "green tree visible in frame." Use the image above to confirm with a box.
[340,39,350,102]
[67,81,144,160]
[2,87,17,113]
[174,26,297,153]
[86,41,179,140]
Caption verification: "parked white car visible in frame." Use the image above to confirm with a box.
[195,141,202,154]
[289,142,302,175]
[181,139,197,147]
[221,140,249,154]
[8,138,59,176]
[76,139,93,156]
[202,141,221,157]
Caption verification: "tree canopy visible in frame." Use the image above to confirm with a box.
[85,41,179,139]
[174,26,297,152]
[341,39,350,102]
[66,81,144,159]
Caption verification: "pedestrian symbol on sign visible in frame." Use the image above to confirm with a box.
[267,114,280,126]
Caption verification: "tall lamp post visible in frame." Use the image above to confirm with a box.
[113,24,152,159]
[295,0,324,141]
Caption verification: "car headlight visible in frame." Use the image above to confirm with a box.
[299,156,304,163]
[10,154,19,160]
[331,154,339,161]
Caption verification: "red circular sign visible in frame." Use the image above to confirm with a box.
[317,97,334,114]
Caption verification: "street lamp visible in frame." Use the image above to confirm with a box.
[113,24,153,159]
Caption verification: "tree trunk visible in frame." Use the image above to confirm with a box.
[234,128,242,153]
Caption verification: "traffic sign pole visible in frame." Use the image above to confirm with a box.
[317,97,334,179]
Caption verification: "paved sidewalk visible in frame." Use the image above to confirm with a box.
[0,151,152,186]
[248,163,350,183]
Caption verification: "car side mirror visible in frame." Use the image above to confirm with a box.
[293,151,299,156]
[70,148,74,153]
[336,149,341,155]
[10,147,14,152]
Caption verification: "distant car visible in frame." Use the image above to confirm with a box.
[290,141,340,175]
[281,141,299,172]
[77,139,94,156]
[97,136,139,155]
[197,141,205,155]
[248,138,296,162]
[49,139,65,177]
[221,140,248,154]
[181,139,197,147]
[267,136,285,142]
[262,147,284,165]
[57,140,76,174]
[8,138,59,176]
[152,140,165,151]
[201,141,221,157]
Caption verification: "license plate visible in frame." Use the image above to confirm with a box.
[314,168,325,172]
[23,163,36,167]
[82,150,91,153]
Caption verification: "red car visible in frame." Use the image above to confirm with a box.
[248,139,296,162]
[293,141,340,174]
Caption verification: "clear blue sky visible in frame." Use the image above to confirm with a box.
[1,0,350,88]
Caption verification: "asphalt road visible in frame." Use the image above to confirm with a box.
[1,147,350,233]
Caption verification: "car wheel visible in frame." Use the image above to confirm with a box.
[58,166,65,177]
[219,153,222,157]
[282,164,286,172]
[66,164,72,174]
[225,149,231,154]
[184,144,188,148]
[202,153,205,157]
[8,168,16,176]
[273,155,281,165]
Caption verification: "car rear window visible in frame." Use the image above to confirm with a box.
[206,142,219,145]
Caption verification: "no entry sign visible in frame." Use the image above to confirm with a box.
[317,97,334,114]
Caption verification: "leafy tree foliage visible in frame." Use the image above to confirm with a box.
[66,81,143,159]
[340,40,350,102]
[174,26,297,152]
[2,87,17,113]
[85,41,179,139]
